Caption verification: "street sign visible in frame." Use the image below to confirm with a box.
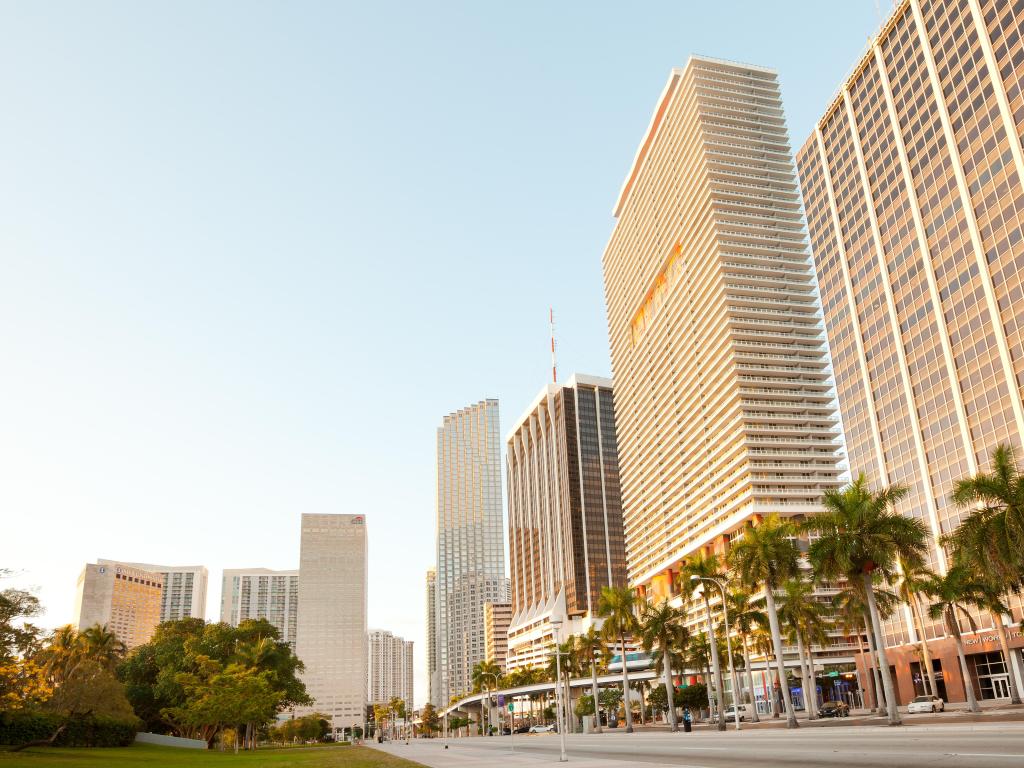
[497,694,505,707]
[508,702,514,712]
[828,671,840,678]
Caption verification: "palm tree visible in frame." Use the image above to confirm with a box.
[677,553,728,731]
[472,658,502,735]
[777,578,826,719]
[597,585,639,733]
[895,554,940,698]
[575,626,606,733]
[925,565,985,713]
[727,590,767,723]
[832,582,898,713]
[727,514,802,728]
[805,475,928,726]
[751,627,779,718]
[78,624,125,671]
[639,599,688,731]
[950,444,1024,581]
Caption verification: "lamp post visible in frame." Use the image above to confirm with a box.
[691,575,741,731]
[549,616,569,762]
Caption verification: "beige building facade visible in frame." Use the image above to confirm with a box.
[74,561,163,650]
[796,0,1024,703]
[100,560,207,624]
[220,568,300,647]
[367,629,414,706]
[601,56,843,601]
[483,601,511,672]
[295,513,367,727]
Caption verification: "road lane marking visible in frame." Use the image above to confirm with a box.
[946,754,1023,759]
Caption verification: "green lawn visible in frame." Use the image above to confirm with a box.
[0,743,425,768]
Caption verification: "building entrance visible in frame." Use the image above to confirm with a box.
[971,651,1010,700]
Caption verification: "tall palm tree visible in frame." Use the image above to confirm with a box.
[832,582,898,713]
[727,514,802,728]
[472,658,502,734]
[971,577,1022,705]
[895,554,940,698]
[677,553,728,731]
[575,626,606,733]
[638,599,688,731]
[727,590,767,723]
[597,585,639,733]
[925,565,985,713]
[78,623,126,671]
[777,578,827,719]
[805,475,928,726]
[950,444,1024,580]
[751,627,779,718]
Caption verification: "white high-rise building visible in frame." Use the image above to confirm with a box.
[220,568,300,646]
[99,560,207,623]
[367,629,414,706]
[434,400,508,705]
[295,513,367,728]
[425,568,439,707]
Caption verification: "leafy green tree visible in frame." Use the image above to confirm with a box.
[677,683,708,711]
[598,687,621,724]
[574,693,595,717]
[832,581,898,713]
[677,553,728,731]
[420,702,440,736]
[804,476,928,726]
[727,590,767,723]
[638,599,688,731]
[727,514,802,728]
[597,586,638,733]
[0,579,49,710]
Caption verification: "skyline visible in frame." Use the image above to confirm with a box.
[2,1,885,708]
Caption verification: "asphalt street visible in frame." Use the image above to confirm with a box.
[372,724,1024,768]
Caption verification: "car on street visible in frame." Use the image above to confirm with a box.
[818,701,850,718]
[528,724,556,733]
[708,704,752,722]
[907,695,945,713]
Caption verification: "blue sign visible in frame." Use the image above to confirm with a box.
[497,694,505,707]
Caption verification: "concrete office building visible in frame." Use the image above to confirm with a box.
[367,630,414,706]
[425,568,439,706]
[505,374,627,671]
[434,399,508,705]
[74,561,163,650]
[99,560,207,624]
[295,514,368,727]
[483,601,512,672]
[220,568,300,646]
[796,0,1024,703]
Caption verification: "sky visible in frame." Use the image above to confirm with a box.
[0,1,884,706]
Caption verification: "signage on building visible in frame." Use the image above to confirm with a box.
[963,630,1022,647]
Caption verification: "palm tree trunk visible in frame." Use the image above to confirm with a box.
[619,632,634,733]
[764,588,799,728]
[991,610,1022,704]
[864,573,901,726]
[662,650,678,731]
[703,594,727,732]
[762,650,779,717]
[948,612,981,713]
[910,592,938,697]
[742,635,759,723]
[863,610,885,714]
[591,656,603,733]
[855,628,869,710]
[807,646,819,718]
[796,634,813,720]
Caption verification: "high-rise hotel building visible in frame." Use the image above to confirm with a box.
[505,374,627,670]
[74,561,163,650]
[434,400,507,705]
[295,513,368,727]
[796,0,1024,703]
[99,560,208,624]
[220,568,300,647]
[601,56,844,605]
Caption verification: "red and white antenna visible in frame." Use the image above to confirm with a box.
[549,307,557,384]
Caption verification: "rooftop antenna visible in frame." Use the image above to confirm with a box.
[549,307,557,384]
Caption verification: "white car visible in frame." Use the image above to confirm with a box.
[907,695,945,713]
[528,724,556,733]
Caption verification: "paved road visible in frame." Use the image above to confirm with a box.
[372,724,1024,768]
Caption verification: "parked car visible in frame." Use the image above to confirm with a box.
[528,724,556,733]
[818,701,850,718]
[709,704,752,722]
[907,695,945,713]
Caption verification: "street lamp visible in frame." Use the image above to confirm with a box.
[549,616,569,763]
[691,575,742,731]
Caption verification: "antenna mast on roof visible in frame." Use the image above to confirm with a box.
[549,307,557,384]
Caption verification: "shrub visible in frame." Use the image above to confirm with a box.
[0,710,141,747]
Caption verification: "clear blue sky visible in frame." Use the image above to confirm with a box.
[1,1,880,705]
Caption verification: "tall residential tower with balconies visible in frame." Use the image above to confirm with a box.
[601,55,843,600]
